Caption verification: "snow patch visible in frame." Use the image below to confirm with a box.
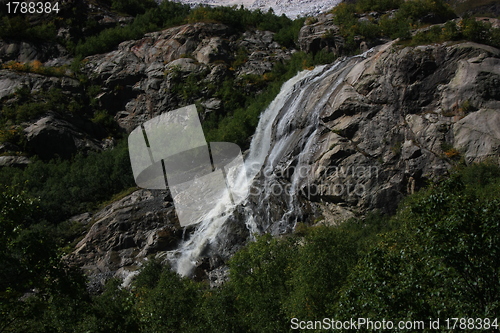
[171,0,342,19]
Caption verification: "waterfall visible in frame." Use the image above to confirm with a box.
[167,51,373,276]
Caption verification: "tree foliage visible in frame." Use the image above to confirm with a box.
[338,163,500,321]
[1,163,500,332]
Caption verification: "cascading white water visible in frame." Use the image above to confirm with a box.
[168,51,373,276]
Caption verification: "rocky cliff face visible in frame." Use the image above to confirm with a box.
[66,39,500,287]
[81,22,292,132]
[0,21,292,164]
[65,189,181,292]
[2,11,499,287]
[298,14,344,54]
[253,41,500,229]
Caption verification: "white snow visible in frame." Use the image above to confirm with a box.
[171,0,342,19]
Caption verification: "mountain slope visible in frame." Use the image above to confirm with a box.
[171,0,343,18]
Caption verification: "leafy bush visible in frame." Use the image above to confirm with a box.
[0,187,88,333]
[396,0,456,24]
[379,14,411,39]
[273,17,306,48]
[0,87,83,129]
[410,18,500,48]
[332,0,457,53]
[78,279,139,333]
[0,16,57,42]
[285,226,359,319]
[0,140,135,223]
[134,264,201,333]
[228,234,298,332]
[75,1,191,57]
[111,0,157,16]
[337,164,500,320]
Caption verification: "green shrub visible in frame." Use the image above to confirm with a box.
[0,186,88,333]
[397,0,456,24]
[273,17,306,48]
[461,17,491,43]
[0,140,135,223]
[134,264,201,333]
[337,163,500,320]
[0,16,57,42]
[79,279,139,333]
[228,234,298,332]
[285,226,359,319]
[332,0,457,53]
[75,1,191,57]
[111,0,157,15]
[409,18,500,47]
[379,15,412,39]
[355,0,403,13]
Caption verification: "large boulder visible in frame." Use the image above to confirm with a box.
[23,114,105,159]
[298,14,343,54]
[66,189,181,292]
[0,70,79,99]
[0,40,68,63]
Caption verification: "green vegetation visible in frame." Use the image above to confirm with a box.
[202,50,338,148]
[1,87,82,125]
[338,162,500,321]
[2,1,500,332]
[0,16,57,42]
[410,17,500,48]
[2,162,499,332]
[0,187,88,333]
[0,82,121,151]
[0,140,135,223]
[331,0,458,53]
[73,2,303,57]
[331,0,500,52]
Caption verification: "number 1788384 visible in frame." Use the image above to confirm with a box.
[6,2,60,14]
